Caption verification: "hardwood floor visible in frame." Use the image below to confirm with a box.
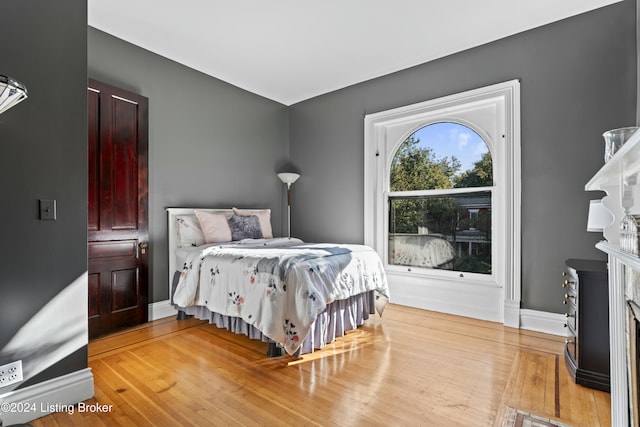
[30,304,610,426]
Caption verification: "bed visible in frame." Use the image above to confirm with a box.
[167,208,390,356]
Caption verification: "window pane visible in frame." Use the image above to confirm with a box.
[390,122,492,191]
[388,191,491,274]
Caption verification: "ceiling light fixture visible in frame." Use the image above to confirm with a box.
[0,75,28,115]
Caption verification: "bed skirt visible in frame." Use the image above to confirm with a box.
[172,270,375,355]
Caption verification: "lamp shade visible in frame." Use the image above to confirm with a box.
[587,199,614,232]
[0,75,27,115]
[277,172,300,185]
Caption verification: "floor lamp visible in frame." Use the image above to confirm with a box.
[277,172,300,238]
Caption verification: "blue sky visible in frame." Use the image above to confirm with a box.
[412,122,488,173]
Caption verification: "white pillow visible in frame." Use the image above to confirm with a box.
[175,214,205,247]
[194,210,233,243]
[232,208,273,239]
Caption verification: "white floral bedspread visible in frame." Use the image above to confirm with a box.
[173,238,389,355]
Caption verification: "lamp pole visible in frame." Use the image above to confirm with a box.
[286,183,292,238]
[277,172,300,239]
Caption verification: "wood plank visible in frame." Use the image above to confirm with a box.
[29,304,610,426]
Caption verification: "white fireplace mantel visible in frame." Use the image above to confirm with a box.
[595,241,634,427]
[586,129,640,427]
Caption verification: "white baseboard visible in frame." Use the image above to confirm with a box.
[503,299,520,328]
[519,309,569,337]
[148,299,177,321]
[387,272,568,336]
[0,368,94,426]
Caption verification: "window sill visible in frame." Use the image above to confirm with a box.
[385,266,499,288]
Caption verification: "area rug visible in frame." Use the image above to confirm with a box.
[502,407,571,427]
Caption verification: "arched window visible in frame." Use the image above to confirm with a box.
[388,122,493,275]
[364,80,521,326]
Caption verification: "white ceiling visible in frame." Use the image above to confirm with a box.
[88,0,622,106]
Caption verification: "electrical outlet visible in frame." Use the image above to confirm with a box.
[0,360,23,387]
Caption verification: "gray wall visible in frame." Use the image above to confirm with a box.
[289,1,637,313]
[0,0,88,386]
[88,28,290,302]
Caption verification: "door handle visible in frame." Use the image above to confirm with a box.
[139,242,148,254]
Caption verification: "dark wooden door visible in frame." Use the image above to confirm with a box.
[88,79,149,338]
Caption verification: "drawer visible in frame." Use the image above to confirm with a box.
[566,337,577,365]
[565,311,576,332]
[563,274,576,330]
[562,270,577,293]
[562,269,577,315]
[563,290,576,304]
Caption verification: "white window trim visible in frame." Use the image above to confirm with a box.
[364,80,521,326]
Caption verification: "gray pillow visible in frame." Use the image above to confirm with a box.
[227,214,263,241]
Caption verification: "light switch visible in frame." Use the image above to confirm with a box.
[39,199,56,220]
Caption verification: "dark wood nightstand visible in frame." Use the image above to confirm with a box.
[563,258,610,392]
